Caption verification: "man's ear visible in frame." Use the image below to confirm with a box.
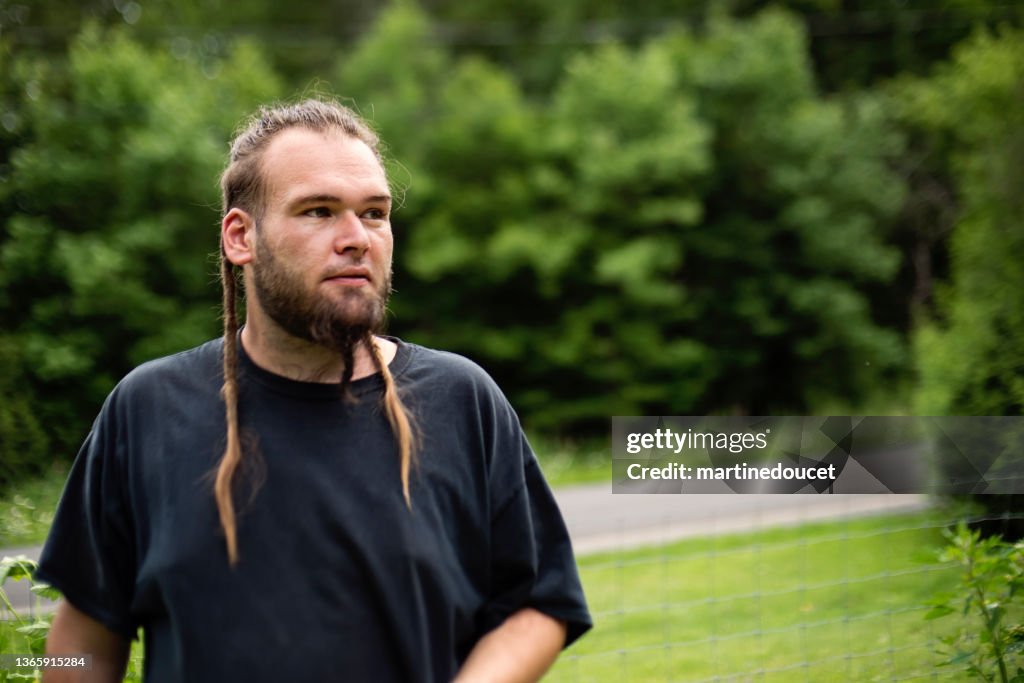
[222,208,255,266]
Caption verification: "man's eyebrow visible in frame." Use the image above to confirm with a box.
[293,193,341,205]
[291,193,392,205]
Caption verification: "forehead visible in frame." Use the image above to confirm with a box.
[259,127,388,206]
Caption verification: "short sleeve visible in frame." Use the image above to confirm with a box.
[483,434,592,648]
[35,398,139,639]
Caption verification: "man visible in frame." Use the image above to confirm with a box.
[36,98,591,682]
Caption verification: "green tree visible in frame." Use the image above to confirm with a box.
[0,26,281,480]
[906,28,1024,416]
[422,0,1023,92]
[338,6,907,431]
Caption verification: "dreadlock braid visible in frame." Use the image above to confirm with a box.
[217,250,244,565]
[368,339,417,508]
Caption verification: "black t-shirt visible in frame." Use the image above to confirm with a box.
[36,337,591,682]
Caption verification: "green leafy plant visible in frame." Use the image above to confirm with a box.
[927,521,1024,682]
[0,555,59,648]
[0,556,145,682]
[0,555,59,682]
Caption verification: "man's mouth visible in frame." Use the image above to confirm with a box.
[324,268,371,286]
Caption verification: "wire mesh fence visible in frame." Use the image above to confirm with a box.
[1,487,1017,682]
[548,503,1017,683]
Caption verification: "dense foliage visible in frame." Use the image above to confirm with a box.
[0,28,281,481]
[0,0,1020,477]
[902,28,1024,417]
[337,6,907,429]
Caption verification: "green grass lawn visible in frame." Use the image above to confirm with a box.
[532,434,608,487]
[0,505,985,681]
[0,453,984,682]
[548,512,970,682]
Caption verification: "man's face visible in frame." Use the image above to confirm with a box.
[247,127,393,351]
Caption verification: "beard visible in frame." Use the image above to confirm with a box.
[249,234,391,387]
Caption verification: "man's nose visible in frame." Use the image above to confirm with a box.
[333,209,370,256]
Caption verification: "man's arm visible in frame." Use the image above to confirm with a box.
[454,607,567,683]
[42,600,130,683]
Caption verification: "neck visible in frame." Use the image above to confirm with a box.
[240,314,396,383]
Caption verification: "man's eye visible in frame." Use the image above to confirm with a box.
[305,207,332,218]
[363,208,388,220]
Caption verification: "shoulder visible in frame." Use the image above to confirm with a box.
[393,341,536,483]
[120,337,222,387]
[74,339,224,460]
[108,338,224,408]
[394,340,519,417]
[400,342,493,380]
[398,341,503,394]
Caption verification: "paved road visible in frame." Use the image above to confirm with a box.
[556,484,928,554]
[1,485,929,616]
